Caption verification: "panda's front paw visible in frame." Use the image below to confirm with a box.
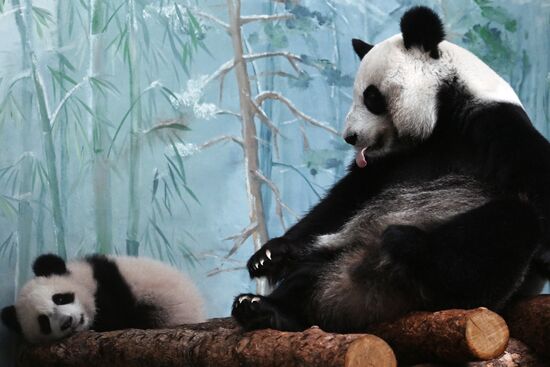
[381,225,429,264]
[247,237,293,281]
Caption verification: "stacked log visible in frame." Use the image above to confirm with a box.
[17,319,396,367]
[17,297,549,367]
[369,307,509,364]
[505,295,550,360]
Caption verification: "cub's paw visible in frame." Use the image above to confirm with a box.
[231,293,276,331]
[247,237,292,280]
[381,225,429,264]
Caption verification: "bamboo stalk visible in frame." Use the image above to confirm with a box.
[126,0,142,256]
[22,0,67,259]
[226,0,270,294]
[89,0,113,254]
[56,0,69,225]
[12,0,34,285]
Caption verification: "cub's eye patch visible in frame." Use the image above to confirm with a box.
[38,314,51,334]
[52,292,75,305]
[363,85,387,115]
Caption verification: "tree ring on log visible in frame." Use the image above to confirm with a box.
[345,335,397,367]
[465,309,509,360]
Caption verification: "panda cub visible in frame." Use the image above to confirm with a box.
[1,254,204,343]
[232,6,550,332]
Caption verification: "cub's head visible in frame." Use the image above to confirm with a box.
[1,254,94,344]
[344,6,521,167]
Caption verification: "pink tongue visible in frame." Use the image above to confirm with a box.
[355,148,368,168]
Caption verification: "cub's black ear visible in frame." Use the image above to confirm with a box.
[352,39,374,60]
[400,6,445,59]
[1,306,21,333]
[33,254,67,277]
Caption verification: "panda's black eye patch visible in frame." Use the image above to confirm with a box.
[38,314,51,334]
[363,85,387,115]
[52,292,74,305]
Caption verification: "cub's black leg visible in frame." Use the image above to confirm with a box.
[382,199,541,310]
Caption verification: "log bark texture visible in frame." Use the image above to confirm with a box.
[504,295,550,360]
[368,307,509,365]
[17,318,396,367]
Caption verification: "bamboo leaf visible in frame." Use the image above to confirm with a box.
[273,161,322,199]
[0,232,15,258]
[167,164,183,200]
[152,168,159,202]
[90,76,120,95]
[48,66,77,86]
[164,153,186,185]
[183,185,200,205]
[32,6,54,27]
[150,219,171,248]
[101,0,125,33]
[0,195,17,219]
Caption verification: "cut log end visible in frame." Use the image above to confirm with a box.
[465,308,509,360]
[344,335,397,367]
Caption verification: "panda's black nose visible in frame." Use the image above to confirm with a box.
[344,133,358,146]
[60,316,73,331]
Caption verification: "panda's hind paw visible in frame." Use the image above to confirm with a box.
[231,293,275,331]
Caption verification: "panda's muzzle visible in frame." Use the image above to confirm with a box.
[344,133,358,146]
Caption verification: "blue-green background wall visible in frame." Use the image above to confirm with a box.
[0,0,548,364]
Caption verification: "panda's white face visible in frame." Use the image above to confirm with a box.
[15,276,92,344]
[344,34,449,160]
[344,33,521,163]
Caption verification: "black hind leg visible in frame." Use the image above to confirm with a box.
[381,199,541,310]
[232,266,320,331]
[231,294,303,331]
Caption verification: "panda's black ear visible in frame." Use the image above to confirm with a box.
[33,254,67,277]
[400,6,445,59]
[1,306,21,333]
[352,39,374,60]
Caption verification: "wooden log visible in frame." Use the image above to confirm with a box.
[504,295,550,360]
[368,307,509,365]
[17,318,396,367]
[414,338,546,367]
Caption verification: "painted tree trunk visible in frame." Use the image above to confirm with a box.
[22,0,67,259]
[89,0,113,254]
[226,0,269,294]
[258,0,275,235]
[126,0,142,256]
[12,0,34,287]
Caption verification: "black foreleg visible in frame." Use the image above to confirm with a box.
[382,199,541,310]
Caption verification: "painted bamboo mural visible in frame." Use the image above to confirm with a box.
[0,1,548,365]
[11,0,33,287]
[21,0,67,259]
[89,0,113,254]
[125,0,142,256]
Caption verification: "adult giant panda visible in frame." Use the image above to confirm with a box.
[232,6,550,333]
[1,254,204,343]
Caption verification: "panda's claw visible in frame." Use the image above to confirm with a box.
[238,295,250,304]
[251,297,260,303]
[265,249,272,260]
[259,259,265,266]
